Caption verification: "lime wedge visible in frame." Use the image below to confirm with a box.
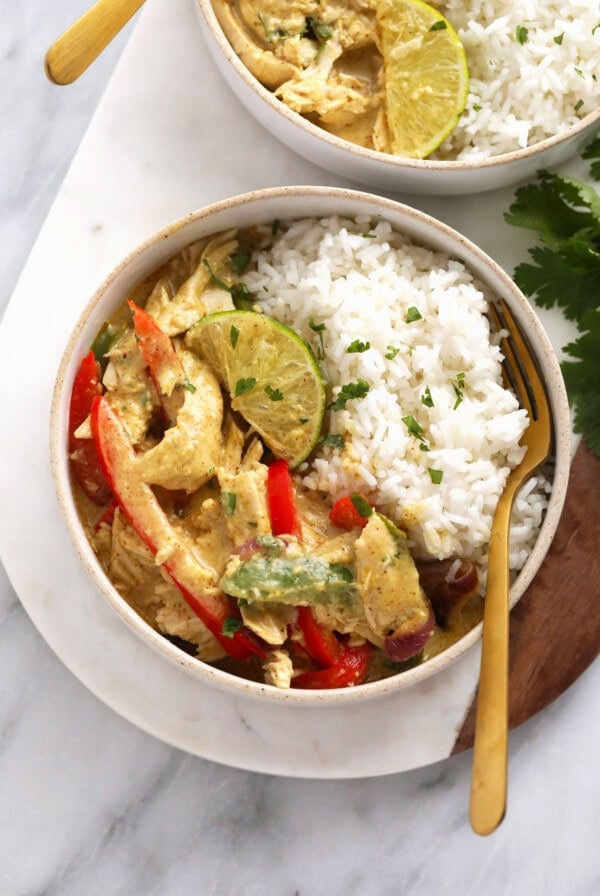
[377,0,469,158]
[186,311,326,468]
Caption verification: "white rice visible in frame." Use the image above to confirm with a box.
[245,215,549,576]
[429,0,600,159]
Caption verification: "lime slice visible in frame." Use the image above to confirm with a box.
[186,311,326,468]
[377,0,469,158]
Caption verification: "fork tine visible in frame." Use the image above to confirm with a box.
[499,299,549,420]
[488,301,535,420]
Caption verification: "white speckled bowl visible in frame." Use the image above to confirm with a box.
[195,0,600,196]
[50,187,570,704]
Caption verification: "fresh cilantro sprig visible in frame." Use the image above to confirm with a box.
[582,135,600,180]
[504,159,600,454]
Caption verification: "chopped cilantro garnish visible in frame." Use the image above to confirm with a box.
[299,417,309,424]
[575,99,584,112]
[419,442,430,452]
[346,339,370,353]
[247,521,258,528]
[229,252,251,275]
[401,415,424,437]
[421,386,434,407]
[309,318,325,358]
[385,345,400,360]
[473,104,482,112]
[235,377,257,396]
[230,325,240,348]
[230,282,255,310]
[304,16,332,43]
[575,66,584,77]
[202,258,230,291]
[222,615,242,637]
[428,468,443,484]
[452,373,466,408]
[363,231,376,238]
[505,165,600,455]
[350,494,373,518]
[429,20,447,32]
[406,306,423,323]
[320,433,345,450]
[221,492,237,516]
[265,384,284,401]
[183,378,197,393]
[516,25,528,45]
[258,12,273,42]
[331,380,370,411]
[203,259,255,309]
[553,32,564,45]
[271,219,280,235]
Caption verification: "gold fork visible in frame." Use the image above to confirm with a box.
[470,298,552,836]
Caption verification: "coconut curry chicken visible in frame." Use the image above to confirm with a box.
[210,0,468,158]
[68,223,482,690]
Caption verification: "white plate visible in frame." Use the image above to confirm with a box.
[0,0,582,777]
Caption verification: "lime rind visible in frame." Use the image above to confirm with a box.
[186,310,326,468]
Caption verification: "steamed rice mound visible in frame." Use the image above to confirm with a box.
[430,0,600,160]
[247,215,548,576]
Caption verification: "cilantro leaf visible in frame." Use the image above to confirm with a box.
[331,380,370,411]
[304,17,333,43]
[229,252,251,275]
[350,494,373,517]
[222,616,243,638]
[562,308,600,454]
[515,25,528,45]
[264,384,284,401]
[320,433,345,450]
[504,172,598,246]
[401,415,424,438]
[514,247,600,320]
[582,135,600,180]
[221,492,237,516]
[235,377,257,396]
[346,339,370,353]
[505,164,600,456]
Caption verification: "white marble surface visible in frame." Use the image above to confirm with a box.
[1,1,599,893]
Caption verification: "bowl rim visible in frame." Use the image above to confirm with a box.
[195,0,600,172]
[50,185,571,706]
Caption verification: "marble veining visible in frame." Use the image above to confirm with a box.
[0,1,598,894]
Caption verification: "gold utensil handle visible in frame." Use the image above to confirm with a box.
[45,0,147,85]
[469,491,514,835]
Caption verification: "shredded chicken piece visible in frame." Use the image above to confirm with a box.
[240,601,295,645]
[136,350,223,492]
[263,649,294,689]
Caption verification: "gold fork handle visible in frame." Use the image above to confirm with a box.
[45,0,147,85]
[469,492,514,835]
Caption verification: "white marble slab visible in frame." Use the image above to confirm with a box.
[1,0,599,892]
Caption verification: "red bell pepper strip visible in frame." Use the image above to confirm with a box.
[266,459,303,541]
[292,642,372,689]
[296,605,342,667]
[328,493,372,530]
[68,351,112,506]
[128,301,185,414]
[267,461,343,666]
[90,394,265,661]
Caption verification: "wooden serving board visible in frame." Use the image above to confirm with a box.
[453,439,600,753]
